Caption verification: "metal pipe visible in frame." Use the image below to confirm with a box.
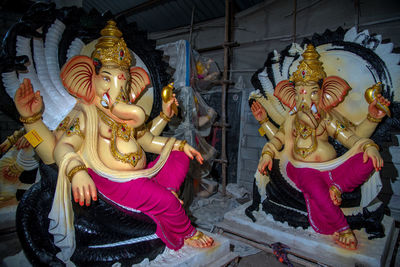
[219,230,325,267]
[115,0,165,18]
[189,5,195,46]
[292,0,297,43]
[198,16,400,52]
[354,0,360,31]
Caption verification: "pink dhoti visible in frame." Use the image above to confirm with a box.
[88,151,196,250]
[286,153,374,235]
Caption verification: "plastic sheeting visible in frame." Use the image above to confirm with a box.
[157,40,219,181]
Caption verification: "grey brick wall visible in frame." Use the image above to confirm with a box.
[236,88,267,192]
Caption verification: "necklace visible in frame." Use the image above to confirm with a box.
[293,117,318,158]
[97,107,142,167]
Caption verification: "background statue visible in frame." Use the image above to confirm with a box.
[247,27,399,251]
[0,130,38,207]
[257,44,386,249]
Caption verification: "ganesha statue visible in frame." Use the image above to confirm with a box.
[12,20,213,265]
[248,43,392,250]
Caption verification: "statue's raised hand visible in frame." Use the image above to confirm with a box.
[251,101,267,122]
[14,78,43,117]
[368,94,390,119]
[162,93,179,118]
[72,171,98,206]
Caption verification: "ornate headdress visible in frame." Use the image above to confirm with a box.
[91,20,132,70]
[290,44,326,84]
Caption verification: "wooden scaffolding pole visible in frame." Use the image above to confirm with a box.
[220,0,232,196]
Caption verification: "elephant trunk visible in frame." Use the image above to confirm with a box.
[111,101,146,127]
[296,109,319,129]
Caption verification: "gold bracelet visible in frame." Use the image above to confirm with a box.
[367,114,382,123]
[67,165,88,183]
[363,142,379,152]
[262,150,274,159]
[259,117,269,125]
[159,111,171,122]
[20,111,43,124]
[329,185,342,197]
[179,140,187,151]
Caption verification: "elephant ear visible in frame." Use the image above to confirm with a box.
[60,55,95,104]
[319,76,351,111]
[129,67,151,103]
[274,80,296,110]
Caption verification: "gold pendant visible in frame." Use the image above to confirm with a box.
[293,118,318,158]
[97,107,142,167]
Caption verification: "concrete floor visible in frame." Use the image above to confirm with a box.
[0,231,296,267]
[0,188,399,266]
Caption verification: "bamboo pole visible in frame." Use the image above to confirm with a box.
[220,0,232,196]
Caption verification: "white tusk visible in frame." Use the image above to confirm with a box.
[289,106,297,115]
[311,103,318,114]
[101,93,110,108]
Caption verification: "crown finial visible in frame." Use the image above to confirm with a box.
[290,44,326,84]
[91,20,132,70]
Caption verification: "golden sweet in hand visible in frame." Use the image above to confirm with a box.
[161,82,178,114]
[364,82,391,117]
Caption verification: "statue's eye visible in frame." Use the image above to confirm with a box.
[103,76,110,82]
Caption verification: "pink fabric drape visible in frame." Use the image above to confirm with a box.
[88,151,196,250]
[286,153,374,234]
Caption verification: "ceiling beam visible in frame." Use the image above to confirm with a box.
[115,0,167,18]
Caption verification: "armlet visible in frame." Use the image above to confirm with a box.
[56,116,71,132]
[66,117,85,139]
[135,124,149,139]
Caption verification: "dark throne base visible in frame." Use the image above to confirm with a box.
[16,162,165,266]
[245,159,385,239]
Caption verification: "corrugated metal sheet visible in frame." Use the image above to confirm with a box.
[82,0,265,33]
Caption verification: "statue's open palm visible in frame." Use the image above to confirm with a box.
[251,101,267,121]
[14,78,43,117]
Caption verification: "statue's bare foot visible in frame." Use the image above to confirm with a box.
[329,185,342,206]
[184,231,214,248]
[333,229,357,250]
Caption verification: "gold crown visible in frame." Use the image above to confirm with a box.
[91,20,132,70]
[290,44,326,84]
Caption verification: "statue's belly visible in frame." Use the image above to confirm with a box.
[292,140,337,162]
[97,137,147,171]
